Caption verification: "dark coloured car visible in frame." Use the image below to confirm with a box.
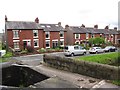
[104,46,117,52]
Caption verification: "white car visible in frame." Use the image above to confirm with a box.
[64,45,87,56]
[89,47,104,54]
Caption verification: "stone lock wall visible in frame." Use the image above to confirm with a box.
[43,54,120,80]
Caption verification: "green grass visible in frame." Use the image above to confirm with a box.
[76,52,119,65]
[112,80,120,86]
[0,58,8,63]
[0,42,2,50]
[2,52,13,58]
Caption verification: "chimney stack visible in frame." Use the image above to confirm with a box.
[105,26,109,29]
[5,15,8,22]
[65,25,69,29]
[81,24,85,28]
[94,25,98,29]
[114,27,117,30]
[35,17,39,23]
[58,22,61,27]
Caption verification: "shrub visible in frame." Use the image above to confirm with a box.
[20,50,28,54]
[26,46,34,53]
[39,48,46,53]
[2,43,6,50]
[2,51,13,58]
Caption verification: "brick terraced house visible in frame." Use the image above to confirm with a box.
[65,25,118,46]
[5,16,66,51]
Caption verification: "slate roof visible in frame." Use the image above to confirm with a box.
[40,24,65,32]
[69,26,118,35]
[6,21,41,29]
[69,26,90,34]
[6,21,65,32]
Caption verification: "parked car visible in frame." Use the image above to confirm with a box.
[89,47,104,54]
[104,46,117,52]
[64,45,87,56]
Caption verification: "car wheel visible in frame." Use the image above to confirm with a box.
[96,51,98,54]
[83,52,86,55]
[71,53,74,57]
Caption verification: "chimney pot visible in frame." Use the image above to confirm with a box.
[114,27,117,30]
[94,25,98,29]
[58,22,61,27]
[81,24,85,28]
[65,25,69,29]
[105,26,109,29]
[5,15,8,22]
[35,17,39,23]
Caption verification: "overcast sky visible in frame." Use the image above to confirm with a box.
[0,0,119,33]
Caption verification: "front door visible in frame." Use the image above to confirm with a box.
[23,41,27,50]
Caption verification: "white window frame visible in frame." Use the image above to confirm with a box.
[60,31,64,38]
[13,41,19,49]
[46,40,50,48]
[60,39,64,47]
[75,40,80,44]
[33,39,39,48]
[33,30,38,38]
[75,34,80,39]
[45,32,50,39]
[91,34,95,38]
[13,30,19,39]
[86,33,89,39]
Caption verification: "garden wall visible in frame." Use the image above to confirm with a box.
[43,54,120,80]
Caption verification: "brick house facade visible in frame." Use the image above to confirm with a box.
[65,25,118,46]
[5,17,66,51]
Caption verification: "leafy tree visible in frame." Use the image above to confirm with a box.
[89,37,105,46]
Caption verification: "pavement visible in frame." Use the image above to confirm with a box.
[6,52,120,89]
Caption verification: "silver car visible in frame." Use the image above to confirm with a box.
[89,47,104,54]
[64,45,87,56]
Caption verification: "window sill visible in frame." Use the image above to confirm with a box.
[34,46,39,48]
[33,37,39,38]
[46,38,50,39]
[14,48,20,50]
[46,47,50,49]
[13,38,19,39]
[60,37,64,38]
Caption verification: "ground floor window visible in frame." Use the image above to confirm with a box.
[14,42,19,49]
[52,41,58,48]
[34,39,39,48]
[60,39,64,47]
[46,40,50,48]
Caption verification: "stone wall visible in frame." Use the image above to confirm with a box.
[43,54,120,80]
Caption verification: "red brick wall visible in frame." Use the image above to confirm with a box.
[43,31,66,48]
[7,29,44,50]
[7,30,13,48]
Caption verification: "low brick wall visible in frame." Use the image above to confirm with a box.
[43,54,120,80]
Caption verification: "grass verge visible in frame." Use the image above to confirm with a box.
[75,52,119,65]
[0,58,8,63]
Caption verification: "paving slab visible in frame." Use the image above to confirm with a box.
[32,65,101,88]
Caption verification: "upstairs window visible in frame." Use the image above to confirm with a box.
[91,34,94,38]
[33,30,38,38]
[13,30,19,38]
[75,34,80,39]
[60,31,64,38]
[45,32,50,39]
[86,33,89,39]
